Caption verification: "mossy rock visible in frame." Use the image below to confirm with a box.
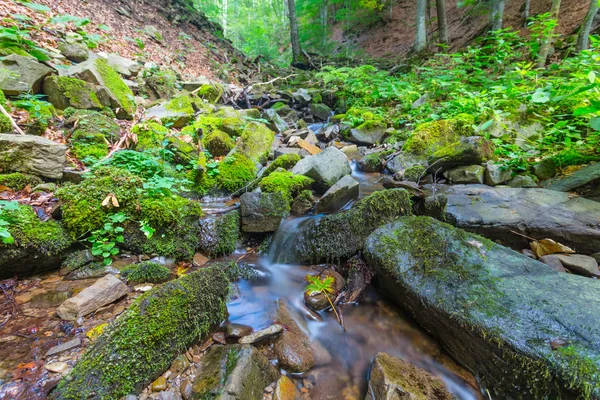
[131,122,169,151]
[52,265,230,399]
[271,189,412,264]
[403,114,475,156]
[43,76,102,110]
[196,83,223,103]
[165,136,198,165]
[259,170,313,203]
[0,114,10,133]
[66,109,120,141]
[202,130,235,157]
[137,67,178,101]
[121,261,171,284]
[365,216,600,399]
[93,58,136,119]
[213,154,257,194]
[70,130,109,166]
[0,172,42,191]
[263,153,301,177]
[0,204,73,278]
[231,121,275,165]
[358,149,394,173]
[198,210,241,257]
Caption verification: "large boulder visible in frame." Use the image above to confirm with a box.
[43,76,103,110]
[348,121,387,145]
[428,136,493,171]
[240,192,290,233]
[232,121,275,165]
[66,57,136,119]
[543,163,600,202]
[191,344,278,400]
[425,185,600,255]
[53,265,230,399]
[402,114,475,156]
[0,54,53,95]
[367,352,453,400]
[270,189,411,264]
[0,134,66,179]
[198,211,241,257]
[364,216,600,399]
[292,147,352,193]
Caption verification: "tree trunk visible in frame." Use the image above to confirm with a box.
[415,0,428,52]
[436,0,448,45]
[537,0,562,68]
[490,0,505,31]
[523,0,531,26]
[287,0,309,68]
[576,0,599,51]
[320,0,328,46]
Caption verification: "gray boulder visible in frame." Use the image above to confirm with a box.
[0,134,66,179]
[543,163,600,202]
[428,136,493,171]
[292,146,352,193]
[192,344,278,399]
[365,216,600,399]
[424,184,600,255]
[265,108,289,133]
[309,103,332,121]
[316,175,359,213]
[385,152,427,176]
[0,54,53,95]
[349,122,387,145]
[58,43,89,63]
[555,254,600,277]
[444,165,484,184]
[43,75,103,110]
[367,352,453,400]
[240,192,290,233]
[484,161,512,186]
[106,54,140,78]
[508,174,538,188]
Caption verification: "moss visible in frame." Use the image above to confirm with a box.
[70,130,109,165]
[94,58,136,117]
[344,106,387,127]
[96,150,162,179]
[553,345,600,398]
[56,166,143,238]
[121,261,172,284]
[0,172,42,191]
[402,114,475,156]
[259,171,313,202]
[214,154,257,193]
[202,130,235,157]
[199,211,240,257]
[12,98,55,135]
[232,121,275,164]
[263,153,301,177]
[165,94,197,115]
[50,76,102,109]
[138,68,178,100]
[360,149,393,172]
[0,114,10,133]
[404,164,427,182]
[1,204,72,256]
[139,195,203,228]
[196,83,223,103]
[53,265,229,400]
[131,122,169,151]
[67,109,120,141]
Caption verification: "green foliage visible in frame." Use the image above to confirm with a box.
[213,154,256,193]
[12,94,54,134]
[0,22,49,60]
[96,150,162,179]
[305,274,335,296]
[259,171,313,202]
[132,122,169,151]
[0,200,19,244]
[121,261,171,284]
[88,212,127,265]
[0,172,42,191]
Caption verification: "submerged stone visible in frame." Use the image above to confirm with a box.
[364,216,600,399]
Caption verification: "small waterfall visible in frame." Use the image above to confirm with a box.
[267,215,322,264]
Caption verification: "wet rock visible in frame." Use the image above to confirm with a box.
[425,185,600,255]
[273,375,299,400]
[272,189,412,264]
[444,165,485,184]
[152,376,167,392]
[316,175,359,213]
[53,266,230,399]
[367,352,453,400]
[543,163,600,202]
[533,158,557,181]
[385,153,427,176]
[309,103,332,121]
[56,274,129,320]
[45,361,69,374]
[292,147,352,193]
[291,190,315,216]
[60,249,96,276]
[225,323,253,340]
[508,174,538,188]
[240,192,290,233]
[46,338,81,357]
[198,211,240,257]
[65,263,119,280]
[0,55,53,95]
[304,269,345,311]
[365,216,600,399]
[265,108,289,133]
[555,254,600,277]
[239,324,283,344]
[484,161,512,186]
[31,291,71,308]
[170,354,190,375]
[539,255,567,272]
[0,134,66,179]
[58,43,89,63]
[192,344,279,399]
[429,136,493,172]
[273,302,314,373]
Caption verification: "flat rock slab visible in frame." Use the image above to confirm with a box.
[316,174,359,213]
[0,55,53,95]
[46,338,82,357]
[57,274,128,320]
[0,134,66,179]
[365,216,600,399]
[543,163,600,202]
[427,184,600,255]
[238,324,283,344]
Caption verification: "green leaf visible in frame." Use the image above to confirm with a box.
[588,71,596,84]
[91,248,103,256]
[21,2,51,12]
[531,90,550,103]
[103,258,113,266]
[590,117,600,131]
[573,106,598,116]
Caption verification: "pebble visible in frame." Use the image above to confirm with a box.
[44,362,68,373]
[239,324,283,344]
[192,253,210,267]
[45,338,82,357]
[134,284,154,292]
[152,376,167,392]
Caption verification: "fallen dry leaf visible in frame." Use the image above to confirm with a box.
[530,238,575,258]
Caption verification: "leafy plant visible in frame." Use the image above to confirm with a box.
[0,24,49,60]
[305,275,343,329]
[88,212,127,265]
[0,200,20,244]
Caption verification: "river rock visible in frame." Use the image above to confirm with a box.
[444,165,485,184]
[57,274,128,320]
[46,338,82,357]
[240,192,289,233]
[239,324,283,344]
[539,255,567,272]
[533,158,557,180]
[316,124,339,142]
[428,136,493,171]
[304,269,345,311]
[58,43,89,63]
[309,103,332,121]
[484,161,512,186]
[273,301,314,373]
[292,147,352,193]
[349,122,387,145]
[367,352,453,400]
[271,189,412,264]
[426,185,600,255]
[53,266,230,399]
[0,55,53,95]
[0,134,66,179]
[316,175,359,213]
[554,254,600,277]
[543,163,600,202]
[265,108,289,133]
[291,191,315,215]
[192,344,278,399]
[198,211,240,257]
[385,153,427,176]
[225,323,253,340]
[365,216,600,399]
[45,362,69,374]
